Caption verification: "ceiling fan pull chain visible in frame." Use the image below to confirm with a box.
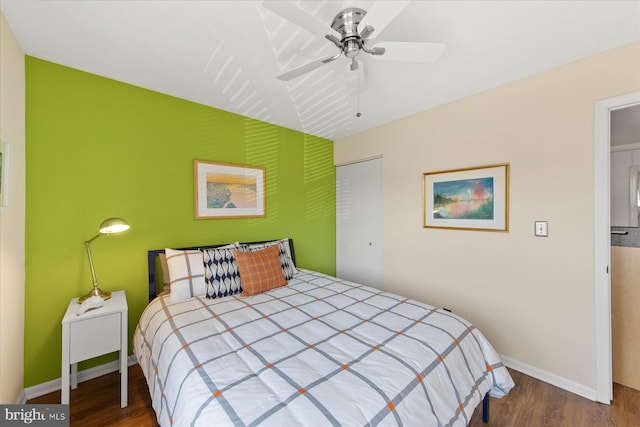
[356,63,361,118]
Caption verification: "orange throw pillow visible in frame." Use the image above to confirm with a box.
[235,244,287,296]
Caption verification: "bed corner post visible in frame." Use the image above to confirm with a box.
[482,392,490,423]
[148,250,158,302]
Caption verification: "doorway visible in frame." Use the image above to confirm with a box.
[610,104,640,394]
[594,91,640,403]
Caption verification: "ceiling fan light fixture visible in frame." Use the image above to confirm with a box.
[344,39,361,59]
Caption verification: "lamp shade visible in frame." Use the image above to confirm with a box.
[99,217,130,234]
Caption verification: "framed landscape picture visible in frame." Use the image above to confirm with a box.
[194,160,265,219]
[423,164,509,231]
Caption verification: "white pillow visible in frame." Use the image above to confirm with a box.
[165,248,206,303]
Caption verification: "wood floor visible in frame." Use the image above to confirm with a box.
[28,365,639,426]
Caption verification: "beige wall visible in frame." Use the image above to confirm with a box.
[335,42,640,393]
[0,11,26,404]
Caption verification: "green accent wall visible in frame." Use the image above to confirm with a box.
[24,57,335,387]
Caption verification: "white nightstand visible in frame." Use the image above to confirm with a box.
[61,290,128,407]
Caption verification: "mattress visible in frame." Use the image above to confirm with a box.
[134,269,514,426]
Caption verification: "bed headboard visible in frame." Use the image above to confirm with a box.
[147,239,296,302]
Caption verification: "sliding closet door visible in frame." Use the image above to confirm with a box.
[336,158,383,289]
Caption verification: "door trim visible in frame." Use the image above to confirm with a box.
[594,91,640,403]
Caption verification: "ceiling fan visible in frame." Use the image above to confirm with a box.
[263,1,446,82]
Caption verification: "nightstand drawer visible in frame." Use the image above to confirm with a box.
[69,312,121,363]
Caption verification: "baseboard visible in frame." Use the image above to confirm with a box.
[23,353,597,403]
[16,390,27,405]
[500,354,597,401]
[24,355,138,401]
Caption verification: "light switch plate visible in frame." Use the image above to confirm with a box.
[534,221,548,237]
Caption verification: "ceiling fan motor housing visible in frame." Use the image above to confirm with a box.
[331,8,367,58]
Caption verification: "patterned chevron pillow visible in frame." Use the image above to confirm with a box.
[202,246,243,299]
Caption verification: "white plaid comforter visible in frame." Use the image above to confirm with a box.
[133,270,514,427]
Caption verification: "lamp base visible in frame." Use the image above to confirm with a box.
[78,287,112,303]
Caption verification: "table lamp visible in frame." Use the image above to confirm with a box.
[79,217,130,303]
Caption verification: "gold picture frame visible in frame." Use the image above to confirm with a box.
[194,160,265,219]
[0,139,8,208]
[423,163,509,231]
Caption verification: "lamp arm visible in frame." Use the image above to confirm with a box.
[84,238,100,287]
[85,232,102,244]
[78,218,128,303]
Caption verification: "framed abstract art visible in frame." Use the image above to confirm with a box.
[423,164,509,231]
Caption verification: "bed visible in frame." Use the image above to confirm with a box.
[134,239,514,426]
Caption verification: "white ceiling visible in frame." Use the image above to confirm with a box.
[1,0,639,141]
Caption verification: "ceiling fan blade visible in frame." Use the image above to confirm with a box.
[263,1,337,38]
[370,42,446,63]
[358,0,410,40]
[276,55,338,81]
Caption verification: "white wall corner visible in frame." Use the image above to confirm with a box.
[15,390,27,405]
